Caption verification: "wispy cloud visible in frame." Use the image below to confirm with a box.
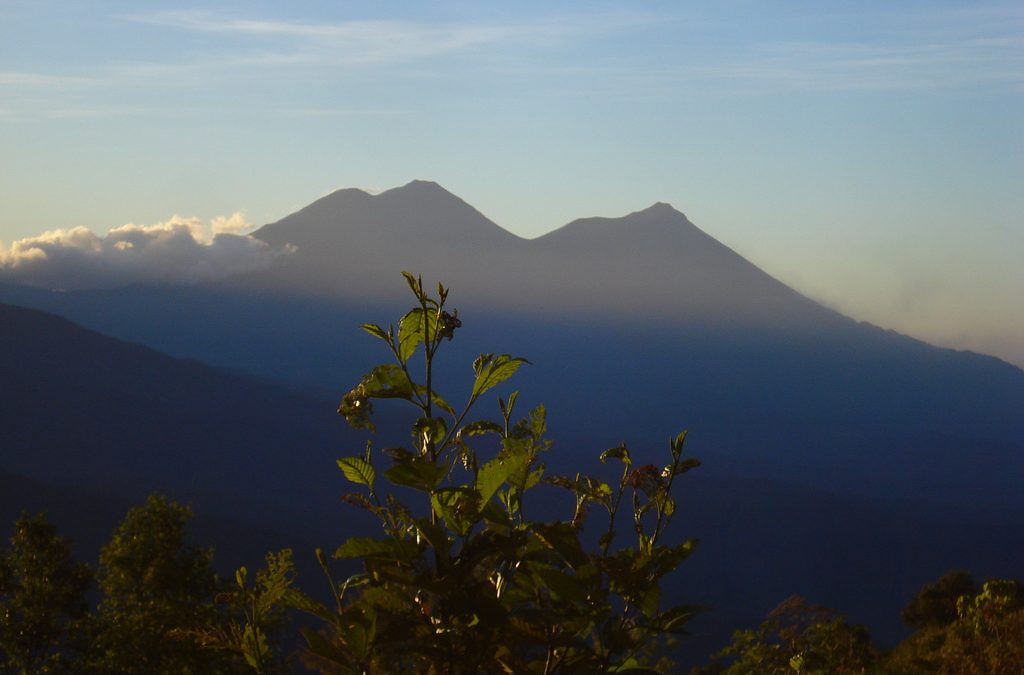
[0,9,642,119]
[0,71,98,88]
[490,4,1022,93]
[703,4,1023,92]
[122,9,645,66]
[672,39,1022,92]
[1,4,1017,122]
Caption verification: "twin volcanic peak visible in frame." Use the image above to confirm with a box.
[255,180,523,252]
[247,180,838,326]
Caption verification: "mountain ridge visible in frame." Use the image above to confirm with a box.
[244,180,842,327]
[1,181,1022,510]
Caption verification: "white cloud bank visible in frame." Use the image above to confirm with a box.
[0,214,290,290]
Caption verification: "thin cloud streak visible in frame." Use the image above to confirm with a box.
[0,71,98,88]
[122,9,650,65]
[3,5,1017,113]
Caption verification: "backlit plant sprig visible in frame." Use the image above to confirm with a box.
[296,273,702,674]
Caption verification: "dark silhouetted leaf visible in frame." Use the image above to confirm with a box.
[531,522,588,569]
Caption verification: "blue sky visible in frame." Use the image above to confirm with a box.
[1,1,1022,366]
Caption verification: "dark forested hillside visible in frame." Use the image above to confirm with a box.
[0,302,357,528]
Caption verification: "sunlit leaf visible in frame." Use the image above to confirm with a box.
[384,458,445,492]
[337,456,375,489]
[663,458,701,478]
[361,363,415,400]
[462,420,503,436]
[431,487,481,536]
[402,271,421,298]
[472,354,528,397]
[334,537,414,560]
[398,308,439,362]
[600,444,631,466]
[477,457,515,505]
[671,430,689,454]
[412,416,448,448]
[360,323,390,344]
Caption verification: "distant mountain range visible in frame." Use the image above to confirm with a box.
[3,180,1021,508]
[1,300,1021,660]
[247,180,839,326]
[2,181,1023,659]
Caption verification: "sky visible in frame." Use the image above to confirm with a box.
[1,1,1022,367]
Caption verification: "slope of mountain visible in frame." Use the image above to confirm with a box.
[519,202,841,324]
[1,181,1022,512]
[2,268,1024,663]
[245,181,844,326]
[247,180,527,301]
[0,302,358,528]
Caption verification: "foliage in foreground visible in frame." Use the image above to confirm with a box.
[278,273,702,673]
[0,497,261,674]
[0,513,90,673]
[693,596,877,674]
[695,571,1024,675]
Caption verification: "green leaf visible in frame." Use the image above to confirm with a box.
[498,390,519,419]
[462,420,503,436]
[639,583,661,618]
[530,563,588,603]
[241,624,270,670]
[608,664,661,674]
[384,458,445,492]
[657,495,675,518]
[429,391,456,416]
[476,457,515,504]
[431,487,481,536]
[500,450,534,492]
[337,456,376,489]
[600,444,631,466]
[655,603,707,634]
[663,458,701,477]
[360,323,390,343]
[479,499,511,526]
[531,522,588,569]
[333,537,414,560]
[301,627,355,669]
[645,539,699,579]
[524,466,545,490]
[413,518,451,565]
[402,271,422,298]
[361,363,415,400]
[398,307,439,362]
[472,354,528,397]
[412,416,448,448]
[671,430,689,454]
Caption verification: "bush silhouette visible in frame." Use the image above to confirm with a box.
[273,273,703,673]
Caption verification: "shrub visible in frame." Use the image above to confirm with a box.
[286,273,703,673]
